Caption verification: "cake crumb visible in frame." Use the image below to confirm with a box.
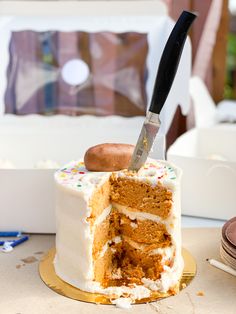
[196,291,205,296]
[111,268,122,279]
[149,303,161,312]
[181,283,187,289]
[111,297,132,309]
[130,222,138,229]
[21,256,38,264]
[167,305,174,309]
[16,264,21,269]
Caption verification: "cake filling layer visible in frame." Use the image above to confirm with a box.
[94,205,112,226]
[91,204,174,288]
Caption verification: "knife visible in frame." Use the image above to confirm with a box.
[128,10,197,171]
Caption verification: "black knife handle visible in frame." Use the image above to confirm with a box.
[149,11,197,114]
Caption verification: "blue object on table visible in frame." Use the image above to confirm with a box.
[0,231,21,237]
[0,235,29,248]
[11,235,29,248]
[0,240,13,246]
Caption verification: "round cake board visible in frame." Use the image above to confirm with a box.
[39,248,196,305]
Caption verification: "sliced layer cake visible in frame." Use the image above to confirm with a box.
[54,159,183,301]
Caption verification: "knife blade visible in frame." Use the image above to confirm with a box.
[128,10,197,171]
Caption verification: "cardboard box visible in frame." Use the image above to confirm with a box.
[167,124,236,220]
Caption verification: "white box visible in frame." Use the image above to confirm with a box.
[167,124,236,220]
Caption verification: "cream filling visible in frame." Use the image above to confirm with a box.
[109,202,183,294]
[53,266,152,300]
[141,259,183,293]
[93,205,112,226]
[123,236,174,266]
[98,235,174,262]
[112,202,164,223]
[112,202,176,236]
[97,236,122,259]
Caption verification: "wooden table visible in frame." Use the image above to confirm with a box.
[1,228,236,314]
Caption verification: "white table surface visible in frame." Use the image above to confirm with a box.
[2,228,236,314]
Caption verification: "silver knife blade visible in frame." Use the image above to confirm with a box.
[128,112,161,171]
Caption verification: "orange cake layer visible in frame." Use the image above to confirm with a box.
[110,176,172,219]
[119,213,171,246]
[92,220,173,288]
[93,248,113,283]
[86,173,174,289]
[100,239,168,287]
[121,240,163,281]
[92,209,171,261]
[88,179,110,221]
[92,216,111,259]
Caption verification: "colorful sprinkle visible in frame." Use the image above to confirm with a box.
[56,160,177,192]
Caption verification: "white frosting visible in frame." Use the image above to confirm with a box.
[55,160,110,201]
[54,159,183,299]
[98,242,109,259]
[142,261,183,293]
[114,203,164,222]
[53,264,152,299]
[55,159,178,193]
[116,159,178,190]
[123,236,176,267]
[54,184,94,281]
[94,205,112,226]
[111,298,132,309]
[54,192,112,283]
[113,203,177,240]
[98,236,121,259]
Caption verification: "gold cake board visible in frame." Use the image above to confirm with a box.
[39,248,196,305]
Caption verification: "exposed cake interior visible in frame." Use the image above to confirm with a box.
[54,159,183,300]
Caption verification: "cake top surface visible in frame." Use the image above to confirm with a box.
[55,159,180,195]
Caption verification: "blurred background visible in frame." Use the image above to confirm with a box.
[167,0,236,102]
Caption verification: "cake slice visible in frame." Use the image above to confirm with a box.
[54,158,183,301]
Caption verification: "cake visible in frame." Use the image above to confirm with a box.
[54,157,183,302]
